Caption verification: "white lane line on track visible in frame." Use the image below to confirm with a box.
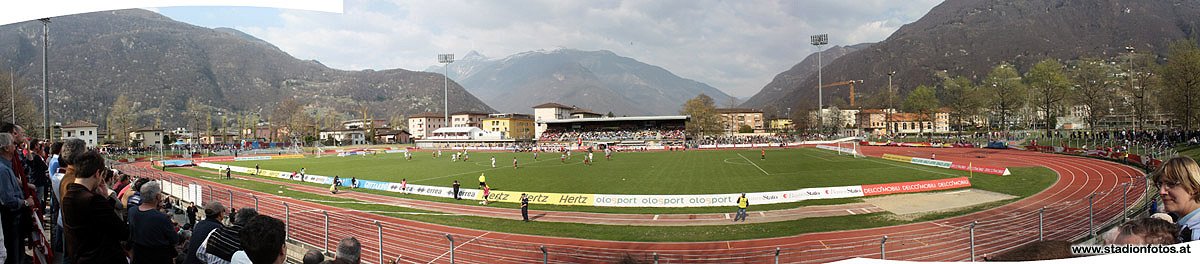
[428,231,491,264]
[737,153,771,175]
[846,209,857,215]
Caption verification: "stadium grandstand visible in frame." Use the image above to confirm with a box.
[537,115,688,149]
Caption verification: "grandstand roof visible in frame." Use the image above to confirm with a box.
[540,115,689,124]
[570,109,601,115]
[532,102,575,109]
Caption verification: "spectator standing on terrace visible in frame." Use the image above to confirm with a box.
[334,237,361,264]
[1113,217,1180,244]
[1152,156,1200,242]
[0,133,33,264]
[185,202,225,264]
[233,215,286,264]
[301,249,323,264]
[734,193,749,222]
[130,181,179,263]
[186,204,198,226]
[197,208,258,263]
[520,193,530,222]
[452,180,461,200]
[62,150,128,264]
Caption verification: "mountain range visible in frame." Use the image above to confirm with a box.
[742,0,1200,114]
[426,49,734,115]
[0,9,494,130]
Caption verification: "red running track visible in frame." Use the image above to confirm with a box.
[121,146,1147,263]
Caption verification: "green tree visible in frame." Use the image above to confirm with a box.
[1161,39,1200,130]
[184,98,209,142]
[1069,59,1119,132]
[680,94,722,137]
[106,94,139,145]
[903,85,939,139]
[983,63,1027,131]
[940,76,984,134]
[1025,59,1072,134]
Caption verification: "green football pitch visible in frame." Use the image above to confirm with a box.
[214,148,972,195]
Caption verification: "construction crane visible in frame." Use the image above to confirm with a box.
[821,80,864,107]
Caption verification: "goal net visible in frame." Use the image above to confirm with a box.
[836,141,864,158]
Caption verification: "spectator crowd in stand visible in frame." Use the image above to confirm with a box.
[0,121,375,264]
[538,128,685,142]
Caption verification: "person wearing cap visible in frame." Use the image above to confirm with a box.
[1152,156,1200,242]
[183,201,225,264]
[734,193,749,222]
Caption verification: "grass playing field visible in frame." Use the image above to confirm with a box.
[214,148,971,195]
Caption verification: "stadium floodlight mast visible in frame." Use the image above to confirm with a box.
[438,53,455,127]
[1125,46,1137,131]
[40,18,50,139]
[810,34,828,130]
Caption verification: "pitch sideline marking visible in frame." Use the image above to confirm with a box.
[736,153,771,175]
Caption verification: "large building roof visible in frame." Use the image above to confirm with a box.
[540,115,689,124]
[716,108,762,114]
[450,111,492,116]
[409,112,445,118]
[532,102,575,109]
[61,120,98,128]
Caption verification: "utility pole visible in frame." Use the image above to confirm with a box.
[40,18,51,139]
[438,54,455,127]
[10,67,14,123]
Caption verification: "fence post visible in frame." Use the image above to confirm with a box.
[969,221,977,262]
[1038,207,1045,241]
[1122,182,1130,221]
[227,190,233,209]
[323,210,330,253]
[1088,194,1095,238]
[252,195,259,211]
[541,245,547,264]
[446,234,455,264]
[283,202,289,241]
[375,221,383,264]
[880,235,888,260]
[775,247,781,264]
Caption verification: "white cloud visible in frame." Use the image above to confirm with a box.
[217,0,944,97]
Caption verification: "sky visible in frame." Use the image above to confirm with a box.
[152,0,944,98]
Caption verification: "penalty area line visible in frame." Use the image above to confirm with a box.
[736,153,770,175]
